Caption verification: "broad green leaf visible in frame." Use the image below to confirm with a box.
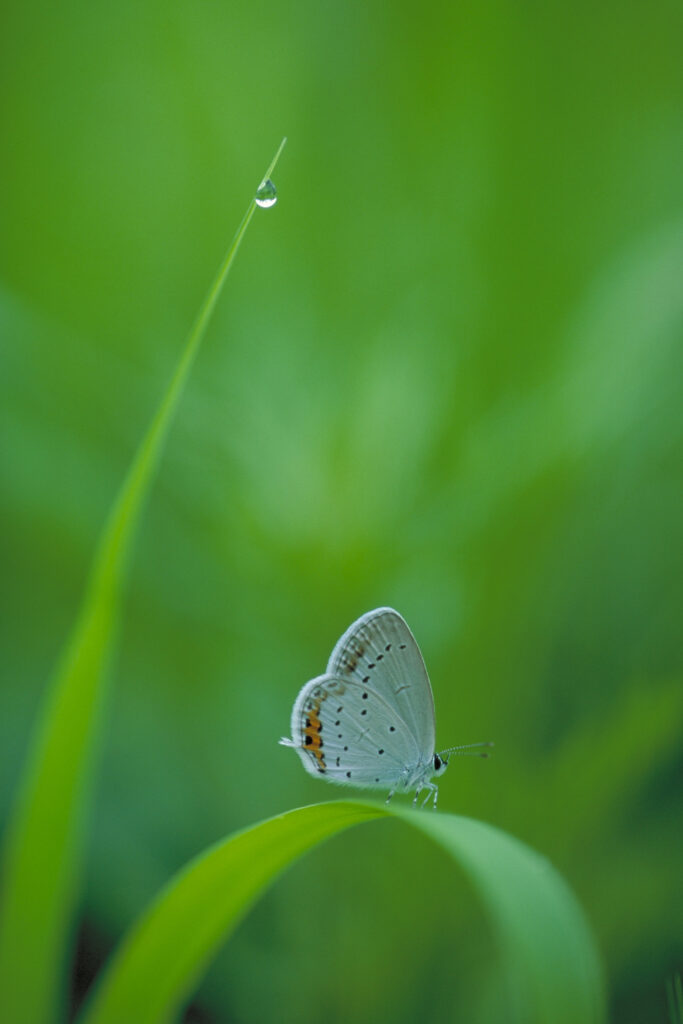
[80,801,605,1024]
[0,138,287,1024]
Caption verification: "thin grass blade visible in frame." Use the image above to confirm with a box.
[0,138,287,1024]
[668,972,683,1024]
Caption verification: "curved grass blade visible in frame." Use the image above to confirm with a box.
[0,138,287,1024]
[392,806,605,1024]
[79,801,605,1024]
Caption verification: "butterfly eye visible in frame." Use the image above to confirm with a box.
[433,754,442,771]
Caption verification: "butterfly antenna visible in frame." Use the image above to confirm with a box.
[440,741,494,759]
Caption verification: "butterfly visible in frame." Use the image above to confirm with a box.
[280,607,491,808]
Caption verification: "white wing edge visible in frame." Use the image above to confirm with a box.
[325,607,403,674]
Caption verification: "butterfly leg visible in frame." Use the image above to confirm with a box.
[385,789,396,805]
[413,786,423,807]
[421,784,438,809]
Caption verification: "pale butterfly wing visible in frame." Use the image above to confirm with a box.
[325,607,436,758]
[285,673,421,788]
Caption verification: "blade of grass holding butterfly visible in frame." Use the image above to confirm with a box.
[79,801,605,1024]
[0,137,287,1024]
[392,806,606,1024]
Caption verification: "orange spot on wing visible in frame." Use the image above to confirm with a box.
[302,700,326,769]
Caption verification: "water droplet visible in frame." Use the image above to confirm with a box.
[255,178,277,208]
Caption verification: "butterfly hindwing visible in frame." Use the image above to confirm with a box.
[287,673,421,788]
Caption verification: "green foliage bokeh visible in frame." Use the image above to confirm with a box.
[1,2,681,1021]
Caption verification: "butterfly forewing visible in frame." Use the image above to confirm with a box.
[325,607,436,758]
[288,673,421,788]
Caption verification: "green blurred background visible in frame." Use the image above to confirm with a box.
[1,1,682,1021]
